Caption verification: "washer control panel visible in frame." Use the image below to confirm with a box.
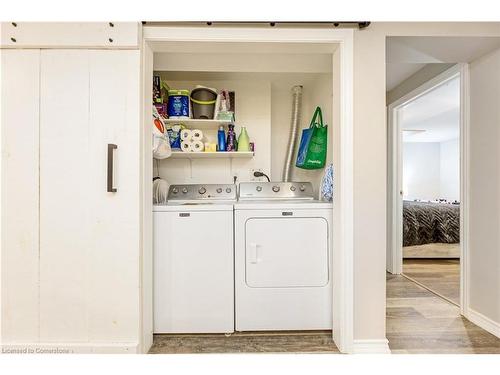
[168,184,237,201]
[238,182,314,200]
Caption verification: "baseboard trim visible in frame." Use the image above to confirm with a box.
[1,342,139,354]
[352,339,391,354]
[467,308,500,338]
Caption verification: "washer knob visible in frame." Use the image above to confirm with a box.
[216,188,223,193]
[256,186,262,192]
[272,185,280,193]
[290,186,296,192]
[299,184,306,192]
[226,188,232,193]
[172,187,178,194]
[198,187,206,194]
[182,187,188,194]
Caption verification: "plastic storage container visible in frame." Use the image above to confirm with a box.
[190,87,217,119]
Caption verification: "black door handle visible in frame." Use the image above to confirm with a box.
[107,144,117,192]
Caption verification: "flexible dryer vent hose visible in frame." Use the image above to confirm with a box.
[282,85,303,182]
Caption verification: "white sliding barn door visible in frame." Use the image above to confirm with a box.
[39,50,91,342]
[87,50,140,343]
[38,50,140,345]
[1,50,41,342]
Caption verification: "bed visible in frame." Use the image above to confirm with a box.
[403,200,460,258]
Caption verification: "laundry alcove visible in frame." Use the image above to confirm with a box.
[141,25,354,353]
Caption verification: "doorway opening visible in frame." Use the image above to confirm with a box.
[388,63,465,307]
[398,70,461,306]
[140,26,355,354]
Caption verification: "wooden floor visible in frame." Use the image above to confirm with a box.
[149,331,339,354]
[149,274,500,354]
[387,273,500,353]
[403,243,460,258]
[403,258,460,305]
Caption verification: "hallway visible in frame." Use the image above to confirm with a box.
[387,273,500,353]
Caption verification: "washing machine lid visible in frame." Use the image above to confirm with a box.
[244,216,329,288]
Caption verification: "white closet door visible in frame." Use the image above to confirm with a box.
[39,50,140,343]
[1,50,40,342]
[39,50,91,341]
[87,50,140,342]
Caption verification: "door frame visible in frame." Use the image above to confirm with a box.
[387,63,469,314]
[140,26,355,353]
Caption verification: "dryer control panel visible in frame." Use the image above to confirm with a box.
[238,182,314,200]
[168,184,237,201]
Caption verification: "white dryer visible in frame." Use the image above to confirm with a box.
[235,182,333,331]
[154,184,236,334]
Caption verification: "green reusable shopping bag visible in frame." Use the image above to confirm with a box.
[296,106,328,169]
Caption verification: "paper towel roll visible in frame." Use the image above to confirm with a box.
[191,129,203,141]
[180,129,192,141]
[181,140,192,152]
[191,140,205,152]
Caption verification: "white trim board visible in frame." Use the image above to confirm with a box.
[352,339,391,354]
[141,26,355,354]
[458,63,470,318]
[0,22,140,49]
[466,309,500,339]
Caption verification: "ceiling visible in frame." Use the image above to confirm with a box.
[386,36,500,90]
[387,36,500,64]
[401,76,460,143]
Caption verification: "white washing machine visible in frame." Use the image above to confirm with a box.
[235,182,333,331]
[153,184,236,334]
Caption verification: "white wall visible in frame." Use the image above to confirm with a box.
[469,46,500,328]
[353,26,388,343]
[356,22,500,345]
[402,140,459,202]
[402,142,441,200]
[440,138,460,201]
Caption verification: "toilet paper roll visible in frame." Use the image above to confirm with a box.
[181,140,193,152]
[191,140,205,152]
[191,129,203,141]
[180,129,192,141]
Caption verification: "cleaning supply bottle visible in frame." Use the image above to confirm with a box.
[217,125,226,152]
[226,124,237,151]
[237,126,250,152]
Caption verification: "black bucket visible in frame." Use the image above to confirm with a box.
[190,87,217,119]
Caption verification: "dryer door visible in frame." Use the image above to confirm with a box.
[245,217,329,288]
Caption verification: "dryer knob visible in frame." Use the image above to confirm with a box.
[198,187,206,194]
[299,184,306,192]
[226,188,232,193]
[182,187,188,194]
[216,188,223,193]
[172,188,179,194]
[272,185,280,193]
[290,186,296,192]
